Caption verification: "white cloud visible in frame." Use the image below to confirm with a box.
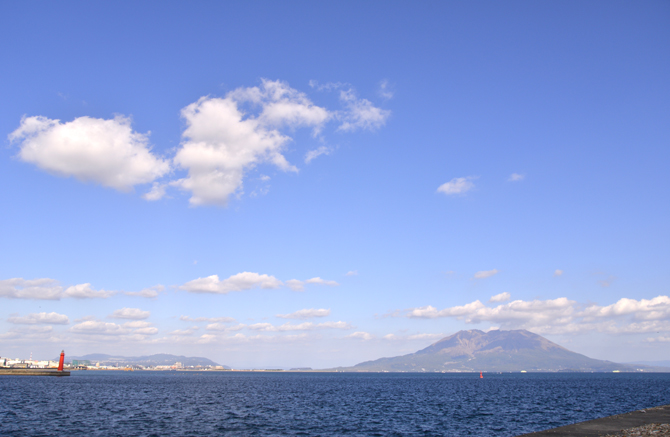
[580,296,670,321]
[63,283,115,299]
[169,327,199,336]
[246,321,352,332]
[109,308,150,320]
[173,79,328,206]
[305,277,339,286]
[554,269,564,277]
[232,79,331,129]
[318,321,352,329]
[346,331,374,340]
[276,308,331,319]
[337,89,390,132]
[0,325,55,341]
[125,285,164,298]
[69,319,157,337]
[9,115,170,191]
[205,323,240,332]
[122,321,152,328]
[508,173,525,182]
[70,320,131,335]
[309,80,347,92]
[489,292,511,303]
[285,279,305,291]
[383,333,444,341]
[408,333,444,340]
[11,80,389,208]
[180,316,236,323]
[180,272,282,294]
[247,323,275,331]
[599,276,616,287]
[405,295,670,336]
[143,182,168,201]
[0,278,113,300]
[193,331,311,345]
[304,145,332,164]
[285,277,339,292]
[0,278,63,300]
[473,269,499,279]
[345,270,358,276]
[309,81,391,131]
[378,79,394,100]
[437,176,476,196]
[7,312,69,325]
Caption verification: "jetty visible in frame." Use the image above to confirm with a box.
[0,369,70,376]
[517,404,670,436]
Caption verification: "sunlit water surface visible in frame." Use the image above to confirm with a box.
[2,372,670,436]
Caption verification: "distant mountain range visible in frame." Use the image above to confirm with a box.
[625,360,670,368]
[66,353,226,368]
[338,329,670,372]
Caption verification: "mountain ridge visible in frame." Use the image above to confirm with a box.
[65,353,225,368]
[337,329,664,372]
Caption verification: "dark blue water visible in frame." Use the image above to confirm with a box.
[1,372,669,436]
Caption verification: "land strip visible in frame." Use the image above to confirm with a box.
[518,404,670,437]
[0,369,70,376]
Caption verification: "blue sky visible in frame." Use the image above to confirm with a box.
[1,1,669,368]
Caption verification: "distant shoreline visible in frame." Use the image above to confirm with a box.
[47,368,670,374]
[0,369,70,376]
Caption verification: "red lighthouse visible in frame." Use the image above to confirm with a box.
[57,350,65,372]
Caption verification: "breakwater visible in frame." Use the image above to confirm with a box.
[517,404,670,436]
[0,369,70,376]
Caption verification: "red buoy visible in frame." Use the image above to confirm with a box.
[58,350,65,372]
[480,371,483,379]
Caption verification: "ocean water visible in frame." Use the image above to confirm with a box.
[1,372,670,436]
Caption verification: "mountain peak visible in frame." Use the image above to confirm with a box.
[419,329,568,358]
[346,329,632,372]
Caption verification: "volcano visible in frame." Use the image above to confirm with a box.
[344,329,639,372]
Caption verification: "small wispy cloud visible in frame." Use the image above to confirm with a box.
[125,285,164,298]
[345,270,358,276]
[109,308,150,320]
[276,308,331,319]
[508,173,525,182]
[346,331,374,340]
[489,292,510,303]
[378,79,394,100]
[8,312,70,325]
[437,176,476,196]
[286,277,339,292]
[554,269,564,277]
[473,269,499,279]
[305,146,332,164]
[179,315,236,323]
[599,276,616,287]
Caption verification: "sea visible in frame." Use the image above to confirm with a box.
[1,372,670,436]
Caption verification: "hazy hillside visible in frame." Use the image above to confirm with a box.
[66,353,226,368]
[339,329,643,372]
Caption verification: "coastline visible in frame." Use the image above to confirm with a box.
[0,369,70,376]
[517,404,670,437]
